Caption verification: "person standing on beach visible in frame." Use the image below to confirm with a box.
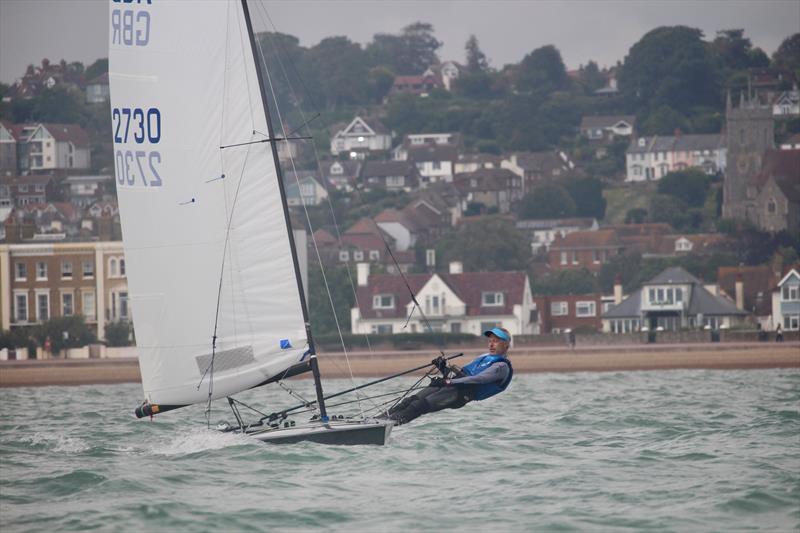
[776,324,784,342]
[382,327,513,425]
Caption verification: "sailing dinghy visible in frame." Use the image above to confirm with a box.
[109,0,392,445]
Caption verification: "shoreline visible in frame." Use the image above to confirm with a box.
[1,342,798,388]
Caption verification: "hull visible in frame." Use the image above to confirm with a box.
[245,419,393,446]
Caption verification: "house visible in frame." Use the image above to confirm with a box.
[718,265,778,325]
[772,268,799,331]
[622,232,731,258]
[515,217,598,254]
[424,61,461,91]
[772,86,800,116]
[0,241,129,340]
[534,293,604,333]
[407,144,459,186]
[389,74,443,97]
[406,190,460,237]
[85,73,109,104]
[501,151,575,192]
[548,229,624,273]
[1,175,57,206]
[751,149,800,233]
[359,160,420,192]
[454,153,502,174]
[337,218,414,273]
[329,116,392,157]
[374,208,421,252]
[351,261,536,336]
[0,121,19,176]
[24,123,91,173]
[603,267,749,332]
[63,175,114,207]
[454,168,522,214]
[284,172,328,207]
[580,115,636,141]
[626,132,726,181]
[392,132,462,161]
[320,160,361,191]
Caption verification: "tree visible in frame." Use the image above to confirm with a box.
[33,316,96,355]
[518,184,576,219]
[772,33,800,77]
[656,169,711,207]
[303,36,369,109]
[367,22,441,75]
[308,265,354,336]
[85,58,108,81]
[436,217,531,272]
[564,177,606,219]
[579,61,606,93]
[640,105,690,136]
[367,66,395,102]
[465,35,488,73]
[105,321,133,347]
[619,26,720,114]
[516,45,569,96]
[533,269,598,295]
[625,208,648,224]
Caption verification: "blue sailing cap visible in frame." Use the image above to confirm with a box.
[483,327,510,342]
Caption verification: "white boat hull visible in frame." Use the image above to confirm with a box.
[244,419,393,446]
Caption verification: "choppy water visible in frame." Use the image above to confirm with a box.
[1,369,799,532]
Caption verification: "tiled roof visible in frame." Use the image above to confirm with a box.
[374,208,421,231]
[627,133,725,154]
[717,265,777,315]
[580,115,636,129]
[516,217,596,231]
[603,288,642,318]
[550,229,620,250]
[687,286,747,316]
[646,267,702,285]
[356,271,527,319]
[42,123,90,146]
[361,160,417,178]
[756,149,800,202]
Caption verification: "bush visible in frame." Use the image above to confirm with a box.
[105,320,133,347]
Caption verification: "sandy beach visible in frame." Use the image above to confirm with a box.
[1,342,797,388]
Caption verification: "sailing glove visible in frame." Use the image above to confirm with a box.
[431,356,447,373]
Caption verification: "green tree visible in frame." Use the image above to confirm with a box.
[367,22,441,75]
[436,217,531,272]
[33,316,97,355]
[518,184,576,219]
[772,33,800,76]
[625,208,649,224]
[516,45,569,96]
[367,66,395,102]
[85,58,108,81]
[656,169,711,207]
[105,321,133,347]
[579,61,606,93]
[303,36,369,109]
[308,265,354,336]
[564,177,606,219]
[640,105,691,135]
[533,269,598,295]
[619,26,720,114]
[465,34,489,73]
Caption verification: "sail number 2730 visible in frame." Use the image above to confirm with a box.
[113,107,162,188]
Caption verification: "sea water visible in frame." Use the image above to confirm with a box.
[1,369,798,532]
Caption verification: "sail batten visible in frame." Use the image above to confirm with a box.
[110,0,308,407]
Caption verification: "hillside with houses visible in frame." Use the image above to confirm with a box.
[0,25,799,354]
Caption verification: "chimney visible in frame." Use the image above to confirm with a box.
[449,261,463,274]
[356,262,370,287]
[735,273,744,310]
[613,274,623,305]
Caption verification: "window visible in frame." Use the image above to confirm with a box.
[371,324,392,334]
[109,258,117,277]
[450,322,461,333]
[768,200,776,214]
[576,301,596,317]
[82,261,94,278]
[36,292,49,321]
[119,259,126,276]
[15,262,27,281]
[61,261,73,279]
[82,292,96,320]
[62,293,74,316]
[119,291,129,319]
[592,250,601,264]
[373,294,394,309]
[338,250,349,262]
[785,315,799,330]
[14,293,28,322]
[571,251,578,265]
[675,288,683,303]
[36,262,47,280]
[704,316,720,330]
[782,285,799,301]
[432,161,441,171]
[386,176,405,188]
[657,288,665,303]
[369,250,380,261]
[551,301,568,316]
[353,251,364,261]
[482,292,504,307]
[560,252,567,266]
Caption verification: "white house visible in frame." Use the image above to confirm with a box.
[351,262,537,336]
[772,87,799,117]
[516,217,599,253]
[625,133,726,182]
[284,172,328,207]
[580,115,636,141]
[26,123,91,172]
[330,116,392,157]
[772,268,800,331]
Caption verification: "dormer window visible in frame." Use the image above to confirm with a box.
[638,138,646,147]
[373,294,394,309]
[482,292,504,307]
[767,199,776,214]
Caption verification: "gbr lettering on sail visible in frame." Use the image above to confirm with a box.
[110,0,162,189]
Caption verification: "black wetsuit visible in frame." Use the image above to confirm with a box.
[386,361,510,425]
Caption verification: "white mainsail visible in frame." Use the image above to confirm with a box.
[109,0,308,406]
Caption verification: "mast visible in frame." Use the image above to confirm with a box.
[240,0,328,421]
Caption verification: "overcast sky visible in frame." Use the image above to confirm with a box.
[1,0,798,84]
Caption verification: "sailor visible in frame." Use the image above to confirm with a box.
[384,327,513,425]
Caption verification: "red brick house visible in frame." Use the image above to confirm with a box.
[548,229,624,272]
[534,294,604,333]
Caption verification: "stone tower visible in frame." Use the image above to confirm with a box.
[722,91,774,221]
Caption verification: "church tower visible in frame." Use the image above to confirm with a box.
[723,91,774,221]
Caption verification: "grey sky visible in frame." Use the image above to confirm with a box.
[1,0,797,84]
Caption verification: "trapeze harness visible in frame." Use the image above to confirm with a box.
[457,354,514,401]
